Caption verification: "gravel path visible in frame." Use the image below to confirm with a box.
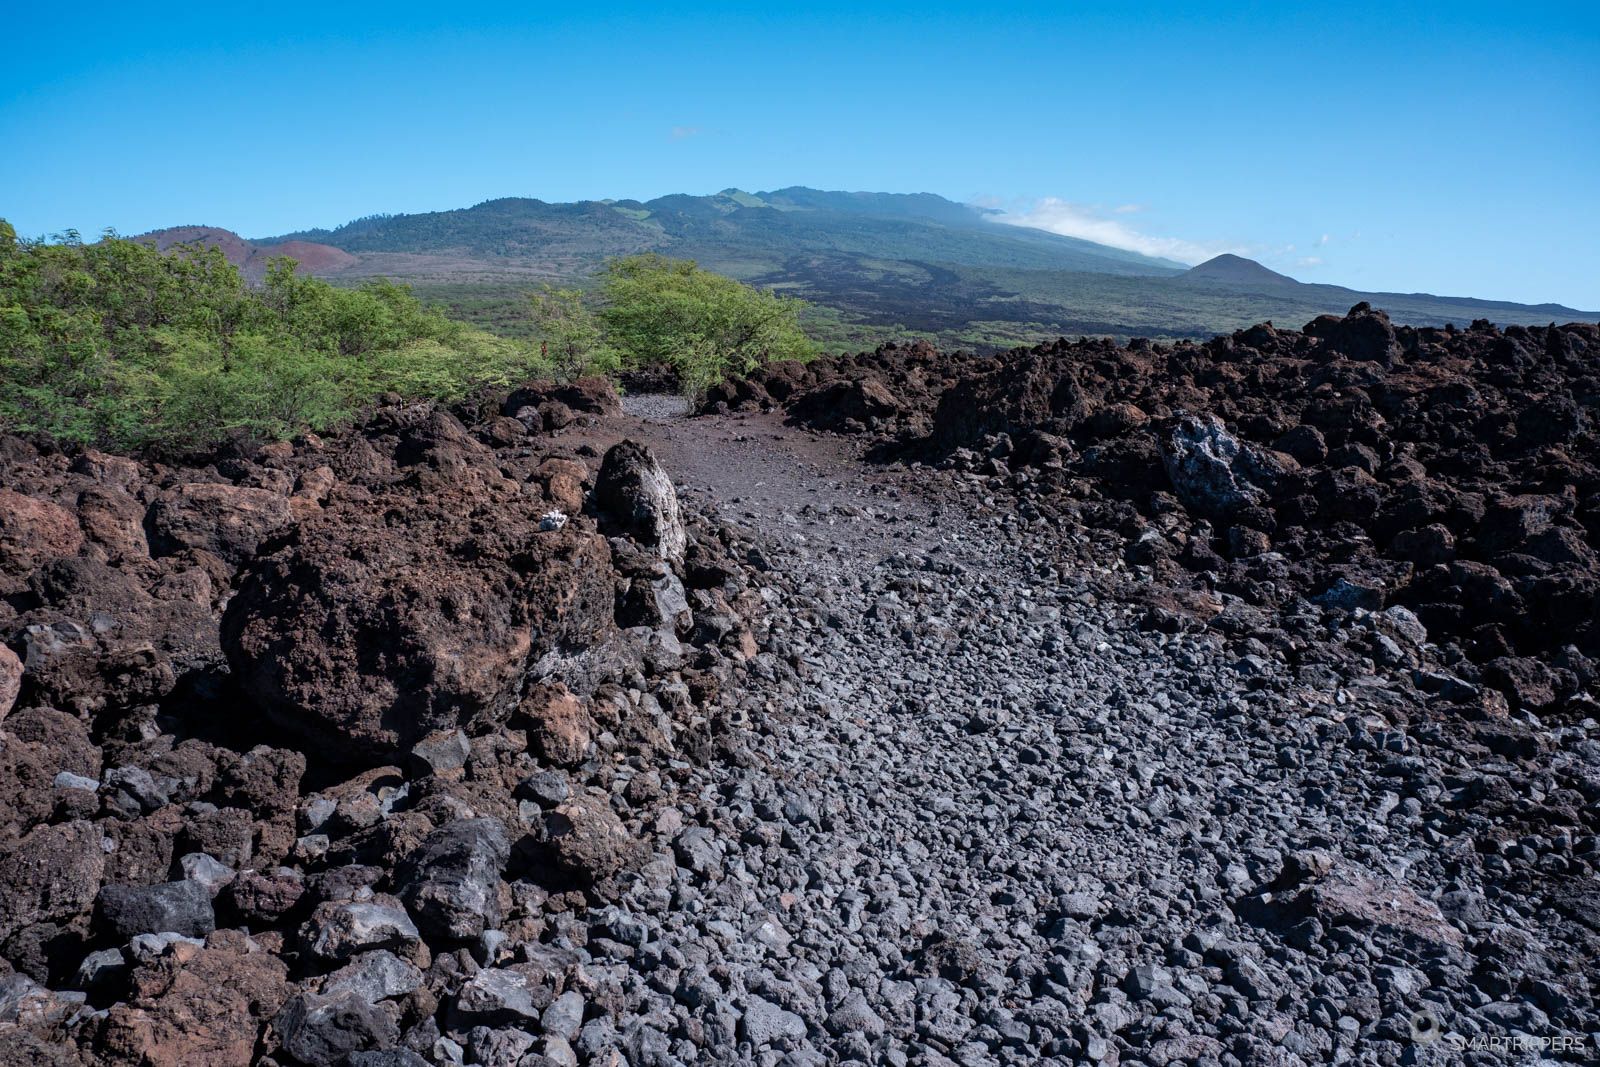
[560,407,1596,1065]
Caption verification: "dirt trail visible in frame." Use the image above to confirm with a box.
[554,400,1586,1065]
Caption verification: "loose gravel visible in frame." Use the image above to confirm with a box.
[558,411,1599,1066]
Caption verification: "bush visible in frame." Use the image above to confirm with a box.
[528,284,620,382]
[526,255,814,400]
[0,223,571,452]
[600,255,814,398]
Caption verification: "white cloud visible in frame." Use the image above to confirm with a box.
[1296,256,1324,268]
[1112,203,1143,214]
[669,125,702,141]
[994,197,1242,265]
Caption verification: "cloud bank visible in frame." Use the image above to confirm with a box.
[994,197,1245,265]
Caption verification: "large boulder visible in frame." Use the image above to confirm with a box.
[593,441,686,564]
[1304,302,1402,364]
[147,483,293,564]
[503,377,621,419]
[540,794,634,884]
[0,489,82,579]
[75,485,150,561]
[12,559,220,719]
[222,480,615,763]
[300,898,420,964]
[787,377,901,432]
[396,818,510,943]
[931,353,1095,452]
[1160,414,1296,522]
[390,409,491,474]
[0,821,105,945]
[270,989,399,1066]
[516,682,594,767]
[0,709,100,839]
[95,880,216,941]
[99,934,291,1067]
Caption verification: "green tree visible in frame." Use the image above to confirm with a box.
[598,254,813,399]
[0,223,558,453]
[528,284,618,381]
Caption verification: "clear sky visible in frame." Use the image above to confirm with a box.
[3,1,1596,307]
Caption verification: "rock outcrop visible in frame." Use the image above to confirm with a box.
[0,382,778,1061]
[723,308,1600,714]
[222,426,617,762]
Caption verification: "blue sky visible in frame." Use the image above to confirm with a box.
[3,1,1596,307]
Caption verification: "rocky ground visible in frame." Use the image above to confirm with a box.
[1,307,1597,1065]
[567,399,1600,1066]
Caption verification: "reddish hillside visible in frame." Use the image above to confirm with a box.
[135,226,356,275]
[266,239,359,273]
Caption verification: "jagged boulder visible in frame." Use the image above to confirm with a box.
[503,376,621,419]
[75,485,150,561]
[396,818,510,942]
[94,880,216,941]
[0,489,82,581]
[1160,414,1297,522]
[0,709,100,839]
[540,794,635,884]
[931,354,1095,451]
[1304,302,1402,364]
[99,934,291,1067]
[516,682,595,767]
[147,483,293,564]
[0,821,105,944]
[787,377,901,431]
[594,441,686,564]
[11,558,221,719]
[222,477,615,763]
[270,989,399,1065]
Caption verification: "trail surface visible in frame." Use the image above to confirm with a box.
[557,400,1576,1066]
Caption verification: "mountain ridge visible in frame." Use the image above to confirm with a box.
[134,188,1598,348]
[255,187,1188,277]
[136,224,357,276]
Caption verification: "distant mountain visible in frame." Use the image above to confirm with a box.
[1169,252,1594,333]
[136,189,1598,350]
[1182,254,1299,287]
[263,188,1187,278]
[136,225,356,276]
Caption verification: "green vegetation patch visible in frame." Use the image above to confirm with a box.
[0,223,557,452]
[0,231,819,452]
[530,254,815,400]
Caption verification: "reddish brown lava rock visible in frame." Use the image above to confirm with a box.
[0,643,21,721]
[0,489,83,584]
[0,821,106,945]
[148,482,294,565]
[515,681,595,767]
[222,415,617,764]
[97,931,291,1066]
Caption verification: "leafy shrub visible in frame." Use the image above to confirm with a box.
[528,285,620,382]
[0,222,571,452]
[525,255,814,400]
[599,254,814,399]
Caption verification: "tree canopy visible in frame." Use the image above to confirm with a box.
[529,254,814,399]
[0,231,814,454]
[0,224,562,452]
